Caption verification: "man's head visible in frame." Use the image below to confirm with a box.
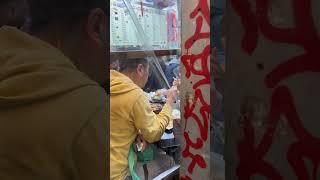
[110,59,119,71]
[28,0,108,86]
[0,0,29,28]
[119,58,150,88]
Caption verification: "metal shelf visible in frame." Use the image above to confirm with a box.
[110,49,181,60]
[153,165,180,180]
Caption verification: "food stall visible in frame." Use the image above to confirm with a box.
[110,0,183,179]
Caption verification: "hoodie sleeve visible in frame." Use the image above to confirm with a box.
[132,94,172,143]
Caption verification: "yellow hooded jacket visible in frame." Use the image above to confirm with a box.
[0,26,107,180]
[110,70,172,180]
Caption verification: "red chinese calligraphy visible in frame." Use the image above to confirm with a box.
[180,0,211,179]
[231,0,320,179]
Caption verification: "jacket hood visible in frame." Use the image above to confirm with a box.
[110,70,140,95]
[0,26,97,107]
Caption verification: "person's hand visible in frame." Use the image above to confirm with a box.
[173,78,181,89]
[136,130,147,152]
[166,85,178,106]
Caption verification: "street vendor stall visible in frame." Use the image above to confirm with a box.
[110,0,182,179]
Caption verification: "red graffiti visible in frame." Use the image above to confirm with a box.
[180,0,210,179]
[183,132,207,173]
[190,0,210,25]
[181,45,210,90]
[231,0,320,179]
[230,0,258,54]
[185,16,210,49]
[184,89,210,141]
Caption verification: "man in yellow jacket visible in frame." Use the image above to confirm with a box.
[110,58,178,180]
[0,0,108,179]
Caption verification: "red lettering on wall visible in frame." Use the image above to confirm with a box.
[183,131,207,173]
[180,0,210,179]
[181,45,210,90]
[184,89,210,142]
[190,0,210,25]
[185,16,210,50]
[229,0,258,54]
[231,0,320,179]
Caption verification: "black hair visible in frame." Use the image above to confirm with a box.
[28,0,107,30]
[119,58,149,72]
[158,58,166,72]
[0,0,29,28]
